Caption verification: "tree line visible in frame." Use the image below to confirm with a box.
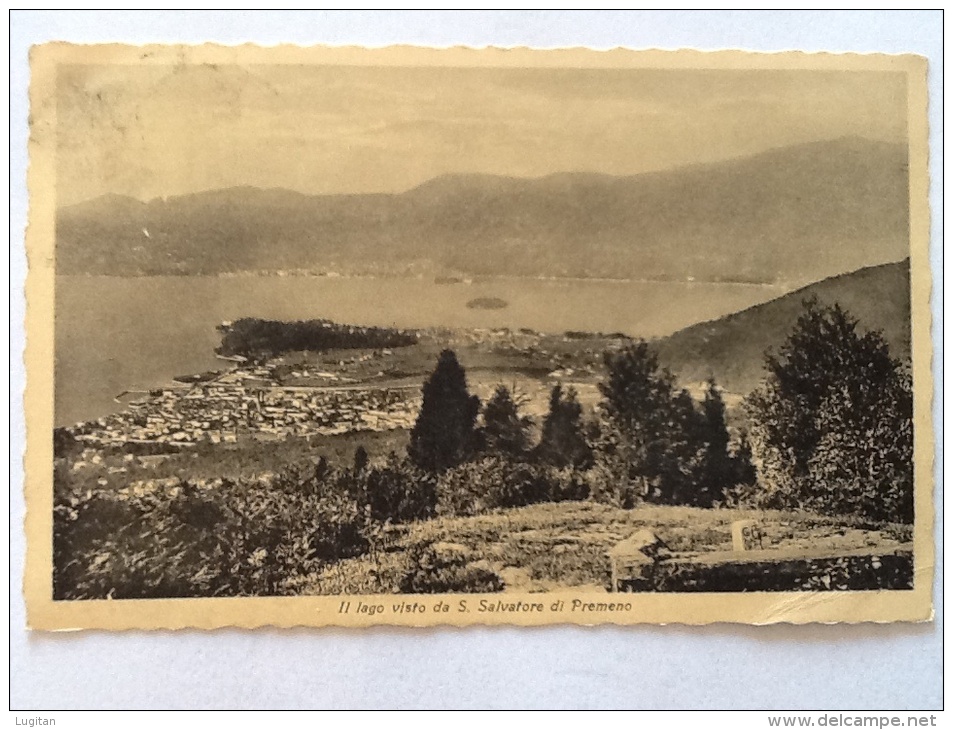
[405,298,913,524]
[406,344,755,511]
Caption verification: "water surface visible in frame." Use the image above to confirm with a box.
[55,275,791,426]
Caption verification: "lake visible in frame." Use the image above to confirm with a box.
[54,275,791,426]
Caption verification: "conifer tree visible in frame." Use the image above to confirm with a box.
[536,385,593,468]
[593,341,679,505]
[481,385,533,459]
[408,350,480,472]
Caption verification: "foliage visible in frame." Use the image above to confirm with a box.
[53,463,371,600]
[591,341,676,506]
[408,350,481,472]
[351,454,438,524]
[480,384,533,458]
[398,542,503,594]
[435,456,588,517]
[656,388,708,506]
[806,374,914,523]
[592,343,705,506]
[535,384,593,469]
[693,379,757,507]
[53,427,82,459]
[746,299,913,523]
[729,429,758,490]
[436,457,514,517]
[593,343,753,508]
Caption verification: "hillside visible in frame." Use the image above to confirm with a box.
[56,137,908,284]
[654,259,912,395]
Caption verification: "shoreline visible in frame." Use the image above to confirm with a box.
[53,271,795,288]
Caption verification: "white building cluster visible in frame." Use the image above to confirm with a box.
[70,369,421,448]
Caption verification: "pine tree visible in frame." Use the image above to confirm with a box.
[536,385,593,468]
[594,341,680,505]
[481,385,533,458]
[408,350,480,472]
[599,341,675,438]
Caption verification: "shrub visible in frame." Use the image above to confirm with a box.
[435,457,511,517]
[353,455,438,524]
[435,456,586,517]
[550,466,591,502]
[399,542,503,594]
[720,479,772,511]
[53,467,370,600]
[495,461,557,508]
[805,378,914,523]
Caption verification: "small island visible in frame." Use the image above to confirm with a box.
[466,297,508,310]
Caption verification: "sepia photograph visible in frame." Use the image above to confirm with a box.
[23,43,933,630]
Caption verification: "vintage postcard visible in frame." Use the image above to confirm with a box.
[24,44,933,630]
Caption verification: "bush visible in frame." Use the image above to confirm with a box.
[550,466,591,502]
[805,379,913,523]
[435,457,511,517]
[436,456,587,517]
[53,466,370,600]
[399,542,503,594]
[720,479,772,511]
[353,455,438,524]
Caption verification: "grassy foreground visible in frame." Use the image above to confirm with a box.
[296,501,912,595]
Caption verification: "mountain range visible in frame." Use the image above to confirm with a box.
[655,258,912,395]
[56,137,908,285]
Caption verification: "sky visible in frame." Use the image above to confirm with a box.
[54,63,908,206]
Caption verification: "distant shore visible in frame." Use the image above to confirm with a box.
[56,270,789,287]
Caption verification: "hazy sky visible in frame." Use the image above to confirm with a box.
[55,63,907,206]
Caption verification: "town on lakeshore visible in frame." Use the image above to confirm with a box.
[61,323,613,452]
[76,365,421,449]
